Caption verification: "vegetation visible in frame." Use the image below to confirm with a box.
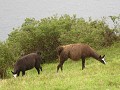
[0,14,120,79]
[0,42,120,90]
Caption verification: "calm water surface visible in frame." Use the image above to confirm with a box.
[0,0,120,41]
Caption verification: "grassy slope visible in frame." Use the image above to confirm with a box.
[0,42,120,90]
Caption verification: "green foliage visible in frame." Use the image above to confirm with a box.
[0,42,14,78]
[7,17,61,62]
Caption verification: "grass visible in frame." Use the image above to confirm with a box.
[0,42,120,90]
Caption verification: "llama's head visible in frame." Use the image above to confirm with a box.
[11,71,17,78]
[98,55,106,64]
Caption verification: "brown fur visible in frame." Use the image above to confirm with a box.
[11,52,42,77]
[57,43,106,72]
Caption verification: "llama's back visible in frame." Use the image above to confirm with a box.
[57,43,95,60]
[68,44,94,60]
[15,53,38,70]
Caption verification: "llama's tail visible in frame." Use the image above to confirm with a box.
[56,46,64,55]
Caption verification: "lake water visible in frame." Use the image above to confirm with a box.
[0,0,120,41]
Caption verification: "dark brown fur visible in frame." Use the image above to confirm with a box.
[57,43,106,72]
[11,52,42,77]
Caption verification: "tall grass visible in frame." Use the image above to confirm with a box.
[0,42,120,90]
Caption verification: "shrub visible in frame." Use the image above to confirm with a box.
[0,42,14,78]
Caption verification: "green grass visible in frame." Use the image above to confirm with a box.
[0,42,120,90]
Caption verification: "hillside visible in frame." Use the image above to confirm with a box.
[0,42,120,90]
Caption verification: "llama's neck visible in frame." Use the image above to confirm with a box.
[91,51,99,60]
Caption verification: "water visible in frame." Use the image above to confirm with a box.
[0,0,120,41]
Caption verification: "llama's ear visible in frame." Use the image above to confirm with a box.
[102,55,105,58]
[11,71,14,74]
[99,55,101,58]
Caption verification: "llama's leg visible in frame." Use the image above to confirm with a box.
[82,57,85,70]
[57,52,68,72]
[40,66,42,71]
[35,67,40,74]
[57,60,65,72]
[17,71,20,76]
[22,71,25,76]
[35,61,41,74]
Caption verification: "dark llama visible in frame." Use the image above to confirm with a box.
[56,43,106,72]
[11,52,42,78]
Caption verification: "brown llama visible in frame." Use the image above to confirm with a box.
[56,43,106,72]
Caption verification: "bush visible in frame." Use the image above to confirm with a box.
[0,42,14,78]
